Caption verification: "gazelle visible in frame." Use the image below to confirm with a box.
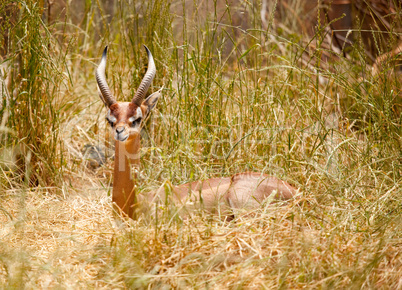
[96,45,297,219]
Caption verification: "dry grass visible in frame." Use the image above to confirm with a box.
[1,186,113,288]
[2,183,402,288]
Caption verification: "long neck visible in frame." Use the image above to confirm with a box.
[113,136,140,219]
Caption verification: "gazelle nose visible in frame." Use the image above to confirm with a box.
[116,126,124,134]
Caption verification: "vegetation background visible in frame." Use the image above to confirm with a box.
[0,0,401,288]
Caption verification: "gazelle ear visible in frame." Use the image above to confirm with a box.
[142,91,161,115]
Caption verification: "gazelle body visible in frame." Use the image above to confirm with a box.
[96,46,297,219]
[147,172,296,219]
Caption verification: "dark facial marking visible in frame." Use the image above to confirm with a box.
[106,117,115,127]
[130,117,142,127]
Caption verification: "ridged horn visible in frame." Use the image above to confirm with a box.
[96,46,116,107]
[132,45,156,106]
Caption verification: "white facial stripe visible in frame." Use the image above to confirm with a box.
[107,110,117,123]
[136,107,142,118]
[128,107,143,123]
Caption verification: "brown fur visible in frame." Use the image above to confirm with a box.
[143,172,297,219]
[226,173,296,210]
[109,102,140,124]
[113,133,140,218]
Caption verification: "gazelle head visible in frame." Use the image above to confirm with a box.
[96,45,160,142]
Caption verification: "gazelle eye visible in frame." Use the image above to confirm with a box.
[130,117,142,127]
[106,117,115,127]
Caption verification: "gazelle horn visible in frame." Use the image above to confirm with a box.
[132,45,156,106]
[95,46,116,107]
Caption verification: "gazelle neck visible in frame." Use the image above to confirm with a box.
[113,135,140,218]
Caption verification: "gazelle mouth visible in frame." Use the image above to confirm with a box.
[116,134,129,142]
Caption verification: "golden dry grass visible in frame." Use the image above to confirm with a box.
[2,177,402,288]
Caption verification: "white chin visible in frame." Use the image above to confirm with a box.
[115,134,129,142]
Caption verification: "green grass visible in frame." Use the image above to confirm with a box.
[0,0,401,288]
